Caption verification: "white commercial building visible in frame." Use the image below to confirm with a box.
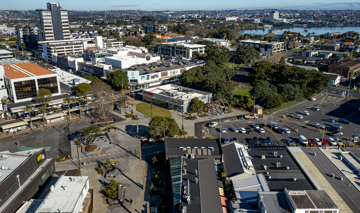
[104,52,160,69]
[225,17,239,22]
[270,11,279,20]
[48,67,91,92]
[202,38,230,47]
[0,49,13,60]
[17,175,90,213]
[158,43,205,59]
[238,39,284,56]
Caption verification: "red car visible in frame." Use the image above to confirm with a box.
[320,138,329,146]
[308,139,317,146]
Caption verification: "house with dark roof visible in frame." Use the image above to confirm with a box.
[328,60,360,78]
[320,44,339,51]
[165,139,223,213]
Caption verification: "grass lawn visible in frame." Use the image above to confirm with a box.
[0,41,16,44]
[232,88,251,98]
[136,103,172,118]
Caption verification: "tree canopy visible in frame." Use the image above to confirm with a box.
[35,88,53,105]
[82,125,101,144]
[233,46,260,64]
[84,75,101,83]
[143,32,155,45]
[106,70,129,90]
[76,83,92,96]
[190,97,205,112]
[149,116,179,138]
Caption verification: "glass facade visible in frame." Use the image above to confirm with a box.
[37,77,59,93]
[14,80,37,100]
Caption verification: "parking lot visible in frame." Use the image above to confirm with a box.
[205,88,360,147]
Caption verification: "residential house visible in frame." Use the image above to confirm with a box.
[320,44,339,51]
[302,50,318,57]
[317,51,333,59]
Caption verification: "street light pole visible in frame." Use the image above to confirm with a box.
[219,114,222,142]
[348,77,352,97]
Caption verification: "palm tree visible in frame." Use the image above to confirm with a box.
[63,97,73,121]
[24,104,35,129]
[1,97,10,117]
[75,98,84,117]
[37,106,47,126]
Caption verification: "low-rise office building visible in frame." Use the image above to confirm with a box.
[202,38,230,46]
[328,60,360,78]
[238,39,284,56]
[142,84,212,113]
[0,61,62,103]
[0,50,13,60]
[16,175,90,213]
[0,148,54,213]
[157,43,205,59]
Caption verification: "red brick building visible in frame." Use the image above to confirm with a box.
[328,60,360,78]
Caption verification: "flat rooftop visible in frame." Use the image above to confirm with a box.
[144,84,211,101]
[36,176,89,212]
[125,60,198,75]
[247,149,315,191]
[0,149,43,184]
[287,189,338,210]
[3,62,56,79]
[165,138,221,159]
[0,49,12,54]
[49,67,91,87]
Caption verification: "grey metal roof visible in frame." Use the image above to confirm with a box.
[306,190,338,209]
[180,158,222,213]
[165,139,221,159]
[259,191,291,213]
[232,174,270,202]
[170,157,183,204]
[248,149,315,191]
[167,37,193,42]
[222,143,244,177]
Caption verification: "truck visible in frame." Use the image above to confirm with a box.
[245,113,258,120]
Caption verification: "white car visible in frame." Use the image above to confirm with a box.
[252,124,260,129]
[327,137,337,146]
[335,138,343,146]
[220,128,226,133]
[282,128,291,134]
[287,138,295,146]
[314,138,322,146]
[313,122,325,129]
[331,123,343,129]
[257,128,265,133]
[271,124,278,129]
[299,111,309,115]
[311,106,320,111]
[239,127,246,133]
[291,114,303,119]
[231,127,239,132]
[209,122,218,127]
[310,97,316,101]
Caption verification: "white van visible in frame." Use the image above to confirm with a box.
[299,135,308,145]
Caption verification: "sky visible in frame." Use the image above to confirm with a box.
[1,0,356,11]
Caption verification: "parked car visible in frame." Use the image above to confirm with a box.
[330,131,343,137]
[257,128,265,133]
[259,123,266,128]
[271,124,278,129]
[208,122,218,127]
[321,138,329,146]
[335,138,343,146]
[231,127,239,132]
[220,128,226,133]
[299,135,308,145]
[339,118,351,124]
[310,97,316,101]
[275,128,285,134]
[237,115,244,120]
[291,114,303,119]
[245,127,252,134]
[311,106,320,111]
[287,138,295,146]
[325,118,335,123]
[282,128,291,134]
[326,126,340,132]
[239,127,246,133]
[299,111,309,115]
[224,136,231,143]
[331,123,343,129]
[314,138,322,146]
[308,139,317,146]
[313,122,325,129]
[252,124,260,129]
[327,137,337,146]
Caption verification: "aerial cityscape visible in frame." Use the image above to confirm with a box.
[1,1,360,213]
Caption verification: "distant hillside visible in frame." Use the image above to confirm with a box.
[236,2,360,10]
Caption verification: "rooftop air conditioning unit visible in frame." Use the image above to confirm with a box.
[1,166,9,170]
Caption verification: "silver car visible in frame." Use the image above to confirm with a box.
[232,127,239,132]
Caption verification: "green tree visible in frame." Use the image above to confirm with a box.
[35,88,53,106]
[84,75,101,83]
[249,61,273,84]
[250,80,277,104]
[37,106,47,125]
[106,70,129,90]
[1,97,10,115]
[278,84,303,101]
[20,43,26,50]
[246,98,254,109]
[63,97,73,121]
[233,46,260,64]
[264,94,283,109]
[82,125,101,144]
[105,158,111,171]
[190,97,205,112]
[75,83,92,96]
[149,116,179,138]
[75,98,85,117]
[143,32,155,45]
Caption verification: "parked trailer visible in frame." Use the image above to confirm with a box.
[245,113,258,120]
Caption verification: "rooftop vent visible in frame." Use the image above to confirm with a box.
[263,165,267,170]
[0,155,9,159]
[261,155,266,159]
[274,152,278,157]
[1,166,9,170]
[279,155,283,158]
[208,147,214,151]
[50,185,55,193]
[276,162,281,168]
[195,178,198,184]
[292,178,297,182]
[286,166,290,170]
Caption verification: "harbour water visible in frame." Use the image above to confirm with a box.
[240,26,360,36]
